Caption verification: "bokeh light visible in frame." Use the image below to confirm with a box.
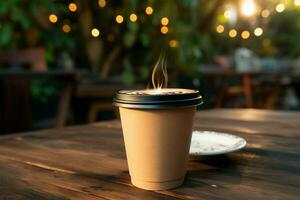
[241,0,256,16]
[161,17,169,26]
[98,0,106,8]
[241,30,250,39]
[145,6,153,15]
[254,27,263,36]
[49,14,58,23]
[295,0,300,6]
[276,4,285,13]
[62,24,71,33]
[229,29,237,38]
[91,28,100,37]
[116,15,124,24]
[129,13,138,22]
[68,3,77,12]
[224,5,237,24]
[169,40,178,48]
[216,25,224,33]
[224,10,232,19]
[161,26,168,34]
[261,9,270,18]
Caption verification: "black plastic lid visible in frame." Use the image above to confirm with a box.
[113,88,202,109]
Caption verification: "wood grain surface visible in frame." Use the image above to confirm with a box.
[0,109,299,200]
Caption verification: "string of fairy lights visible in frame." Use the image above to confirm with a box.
[48,0,177,48]
[47,0,300,47]
[216,0,300,40]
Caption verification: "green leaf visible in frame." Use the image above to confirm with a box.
[0,3,10,16]
[0,24,12,47]
[11,8,30,29]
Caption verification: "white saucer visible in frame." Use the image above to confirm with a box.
[189,131,247,156]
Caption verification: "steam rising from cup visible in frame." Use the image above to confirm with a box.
[150,53,168,90]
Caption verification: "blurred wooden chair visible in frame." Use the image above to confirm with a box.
[76,84,116,123]
[211,56,257,108]
[76,82,143,123]
[215,73,255,108]
[0,48,47,133]
[0,48,47,71]
[215,73,283,109]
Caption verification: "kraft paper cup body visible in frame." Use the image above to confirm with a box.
[114,89,202,190]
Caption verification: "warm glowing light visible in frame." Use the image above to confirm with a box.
[169,40,178,48]
[216,25,224,33]
[160,26,168,34]
[62,24,71,33]
[128,88,194,95]
[295,0,300,6]
[229,29,237,38]
[254,27,263,36]
[68,3,77,12]
[261,9,270,18]
[145,6,153,15]
[241,0,256,16]
[224,5,237,24]
[91,28,100,37]
[116,15,124,24]
[129,13,138,22]
[241,30,250,39]
[161,17,169,26]
[224,10,232,18]
[276,3,285,13]
[98,0,106,8]
[49,14,58,23]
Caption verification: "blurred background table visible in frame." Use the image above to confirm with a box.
[0,109,298,199]
[0,71,79,133]
[198,67,300,109]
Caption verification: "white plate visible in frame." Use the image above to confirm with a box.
[189,131,247,156]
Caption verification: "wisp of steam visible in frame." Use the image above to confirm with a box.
[150,52,168,89]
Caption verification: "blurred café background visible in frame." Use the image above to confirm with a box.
[1,0,300,134]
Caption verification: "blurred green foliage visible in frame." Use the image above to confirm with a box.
[0,0,74,103]
[1,0,300,88]
[0,0,75,59]
[269,9,300,57]
[31,79,59,103]
[0,0,221,85]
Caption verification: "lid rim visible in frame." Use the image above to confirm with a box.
[113,88,202,109]
[114,101,203,109]
[113,96,202,105]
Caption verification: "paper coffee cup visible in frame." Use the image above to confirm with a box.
[114,88,202,190]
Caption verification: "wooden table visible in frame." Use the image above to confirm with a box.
[0,109,299,199]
